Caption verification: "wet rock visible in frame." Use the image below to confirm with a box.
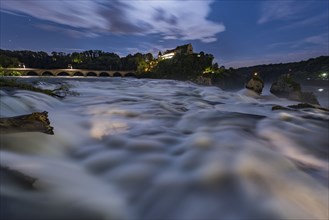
[195,76,212,86]
[272,103,329,112]
[245,73,264,94]
[270,74,300,97]
[270,74,319,105]
[271,105,291,111]
[288,103,326,111]
[0,111,54,135]
[299,91,320,105]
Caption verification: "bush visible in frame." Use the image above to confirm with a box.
[0,68,22,76]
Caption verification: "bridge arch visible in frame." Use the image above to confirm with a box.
[3,68,137,78]
[42,71,54,76]
[73,72,84,77]
[27,71,38,76]
[57,72,70,76]
[42,71,53,76]
[99,72,110,77]
[113,72,122,77]
[87,72,97,77]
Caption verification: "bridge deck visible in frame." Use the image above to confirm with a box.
[3,68,136,77]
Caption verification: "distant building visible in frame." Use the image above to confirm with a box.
[159,43,193,60]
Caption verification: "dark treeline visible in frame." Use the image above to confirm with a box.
[210,56,329,89]
[0,49,153,71]
[149,54,329,89]
[1,49,328,90]
[235,56,329,82]
[0,48,215,79]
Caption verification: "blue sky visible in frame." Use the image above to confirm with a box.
[0,0,328,68]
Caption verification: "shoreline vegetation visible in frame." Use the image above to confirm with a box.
[1,47,328,105]
[0,48,328,86]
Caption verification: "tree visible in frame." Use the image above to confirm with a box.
[0,53,20,68]
[213,63,219,70]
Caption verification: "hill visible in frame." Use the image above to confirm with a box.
[211,56,329,90]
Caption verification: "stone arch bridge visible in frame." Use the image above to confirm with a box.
[3,68,137,77]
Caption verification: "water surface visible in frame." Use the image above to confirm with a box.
[1,77,328,220]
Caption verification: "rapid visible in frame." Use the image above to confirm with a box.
[0,77,328,220]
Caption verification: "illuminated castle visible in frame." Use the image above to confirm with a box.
[159,43,193,59]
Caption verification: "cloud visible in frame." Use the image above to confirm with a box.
[278,12,329,30]
[245,32,327,68]
[303,33,329,46]
[1,0,225,43]
[258,1,309,24]
[35,24,99,38]
[223,49,328,68]
[163,36,178,40]
[1,1,109,29]
[268,33,329,50]
[1,9,28,17]
[123,42,174,56]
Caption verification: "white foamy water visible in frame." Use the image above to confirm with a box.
[1,77,328,220]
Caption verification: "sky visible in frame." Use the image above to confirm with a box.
[0,0,328,68]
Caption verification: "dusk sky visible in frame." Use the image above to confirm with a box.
[1,0,328,68]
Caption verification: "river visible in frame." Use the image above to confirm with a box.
[1,77,328,220]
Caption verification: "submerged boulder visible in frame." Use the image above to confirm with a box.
[246,73,264,94]
[270,74,319,105]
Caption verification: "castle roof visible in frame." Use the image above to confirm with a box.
[164,43,192,54]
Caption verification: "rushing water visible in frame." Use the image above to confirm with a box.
[1,77,328,220]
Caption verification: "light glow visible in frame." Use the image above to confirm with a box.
[160,52,175,59]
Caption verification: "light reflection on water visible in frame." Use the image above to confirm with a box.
[0,78,328,220]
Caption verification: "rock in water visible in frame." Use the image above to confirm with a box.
[270,74,301,98]
[272,103,329,111]
[245,73,264,94]
[299,91,320,105]
[270,74,319,105]
[0,111,54,135]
